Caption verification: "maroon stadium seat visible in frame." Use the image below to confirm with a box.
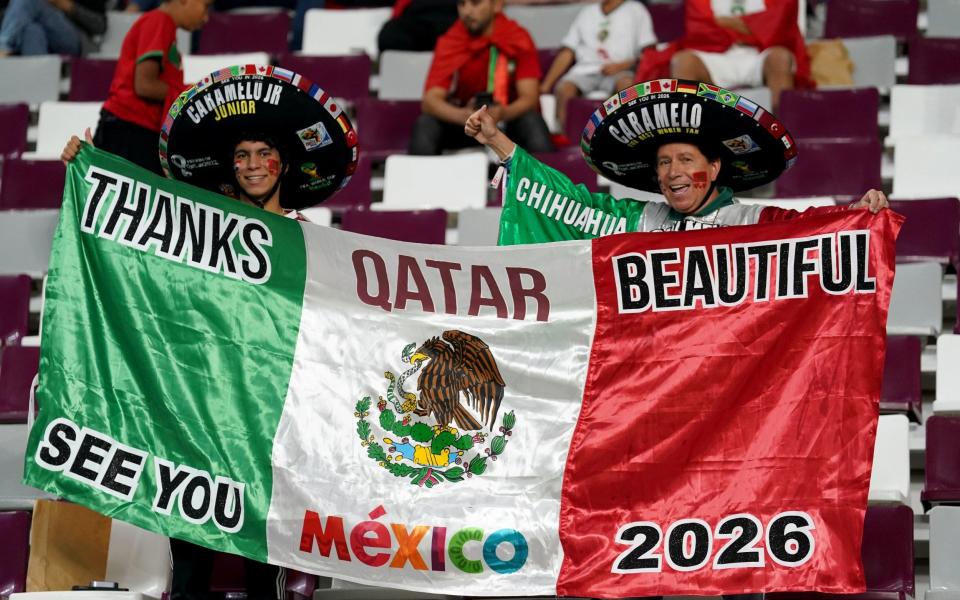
[210,551,318,598]
[196,12,291,56]
[824,0,919,39]
[923,415,960,509]
[0,346,40,423]
[321,155,371,211]
[908,37,960,84]
[0,158,66,210]
[779,88,880,141]
[889,198,960,270]
[277,54,372,105]
[341,208,447,244]
[564,96,600,147]
[0,511,30,596]
[775,138,882,198]
[0,103,29,159]
[0,275,31,347]
[352,98,422,162]
[647,0,685,43]
[68,57,117,102]
[533,149,599,192]
[880,336,922,422]
[538,47,561,87]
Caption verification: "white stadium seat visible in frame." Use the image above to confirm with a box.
[738,196,836,210]
[24,101,103,160]
[0,424,56,510]
[888,85,960,144]
[893,136,960,198]
[886,262,944,336]
[927,506,960,600]
[0,210,60,277]
[382,153,488,211]
[503,3,584,49]
[926,0,960,38]
[457,207,502,246]
[300,8,391,57]
[0,56,62,104]
[378,51,432,101]
[94,11,191,59]
[299,206,333,227]
[934,334,960,414]
[867,414,910,505]
[837,36,897,90]
[181,53,271,85]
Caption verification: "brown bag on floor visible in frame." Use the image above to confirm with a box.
[807,39,856,87]
[26,499,112,591]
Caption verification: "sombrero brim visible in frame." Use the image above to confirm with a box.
[160,65,359,210]
[580,79,797,193]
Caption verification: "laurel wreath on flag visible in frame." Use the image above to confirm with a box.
[355,397,516,488]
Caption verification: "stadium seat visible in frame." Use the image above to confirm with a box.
[540,93,558,134]
[0,275,31,347]
[926,0,960,38]
[276,54,372,106]
[880,336,922,422]
[908,37,960,85]
[775,137,881,198]
[300,8,392,57]
[319,155,371,211]
[456,207,502,246]
[563,96,601,146]
[0,56,61,104]
[95,11,192,59]
[934,334,960,413]
[0,511,30,596]
[377,51,432,101]
[68,57,117,102]
[0,159,66,210]
[103,520,172,597]
[340,208,447,244]
[353,98,421,162]
[842,36,897,90]
[647,0,685,43]
[0,424,55,509]
[503,4,583,49]
[298,206,333,226]
[737,196,836,210]
[824,0,919,39]
[889,198,960,269]
[181,53,271,85]
[927,506,960,599]
[778,88,879,140]
[382,153,487,211]
[886,262,943,336]
[868,414,910,504]
[537,48,561,84]
[197,12,290,55]
[893,136,960,198]
[923,415,960,508]
[888,85,960,144]
[0,103,28,158]
[210,553,319,599]
[27,101,103,160]
[0,210,59,276]
[0,346,40,423]
[533,149,599,191]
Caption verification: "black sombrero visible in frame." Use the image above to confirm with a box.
[160,65,359,210]
[580,79,798,193]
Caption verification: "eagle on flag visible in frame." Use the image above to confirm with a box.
[408,330,505,432]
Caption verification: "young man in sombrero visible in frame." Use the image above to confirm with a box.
[465,79,887,245]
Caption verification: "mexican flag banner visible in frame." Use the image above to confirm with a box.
[24,146,900,598]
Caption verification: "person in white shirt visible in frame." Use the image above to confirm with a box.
[540,0,656,138]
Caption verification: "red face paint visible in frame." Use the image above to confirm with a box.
[692,171,708,189]
[234,160,243,173]
[266,159,280,176]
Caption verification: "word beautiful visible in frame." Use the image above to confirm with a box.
[185,79,284,124]
[80,166,273,285]
[34,418,245,532]
[300,506,529,575]
[609,100,702,146]
[614,231,876,313]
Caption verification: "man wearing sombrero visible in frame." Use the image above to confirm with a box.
[465,79,887,245]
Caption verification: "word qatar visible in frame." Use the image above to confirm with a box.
[614,230,876,313]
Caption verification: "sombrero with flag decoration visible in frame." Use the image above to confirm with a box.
[580,78,797,194]
[160,64,359,210]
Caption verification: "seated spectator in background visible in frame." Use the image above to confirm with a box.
[378,0,457,53]
[0,0,106,56]
[635,0,812,110]
[541,0,656,140]
[409,0,553,155]
[95,0,210,175]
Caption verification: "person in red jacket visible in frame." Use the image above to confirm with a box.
[635,0,811,111]
[408,0,553,155]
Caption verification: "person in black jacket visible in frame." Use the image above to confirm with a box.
[0,0,106,56]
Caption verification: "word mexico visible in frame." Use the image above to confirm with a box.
[614,231,876,313]
[80,166,273,284]
[34,418,246,533]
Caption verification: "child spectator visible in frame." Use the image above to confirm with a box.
[0,0,106,56]
[541,0,656,141]
[95,0,210,175]
[408,0,553,155]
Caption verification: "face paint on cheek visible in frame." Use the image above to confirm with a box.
[266,159,280,177]
[234,160,243,174]
[692,171,708,190]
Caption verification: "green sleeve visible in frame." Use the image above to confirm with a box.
[496,147,646,246]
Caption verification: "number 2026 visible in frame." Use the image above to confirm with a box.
[612,511,815,574]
